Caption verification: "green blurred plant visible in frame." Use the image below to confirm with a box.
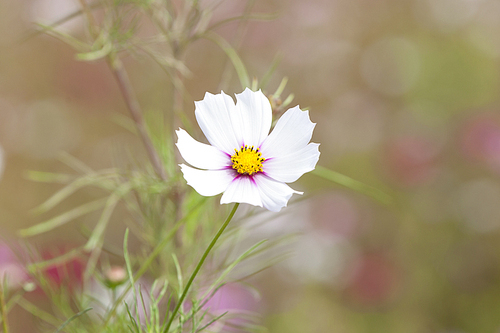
[17,1,283,332]
[14,0,390,332]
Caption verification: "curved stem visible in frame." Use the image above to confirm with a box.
[102,197,204,326]
[163,203,240,333]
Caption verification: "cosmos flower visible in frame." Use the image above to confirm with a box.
[176,88,320,212]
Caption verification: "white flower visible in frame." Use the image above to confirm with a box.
[176,88,320,212]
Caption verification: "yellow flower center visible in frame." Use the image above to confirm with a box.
[231,145,265,175]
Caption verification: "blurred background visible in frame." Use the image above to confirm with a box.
[2,0,500,332]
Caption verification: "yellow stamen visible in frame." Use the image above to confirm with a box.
[231,145,265,175]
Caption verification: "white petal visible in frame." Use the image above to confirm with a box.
[234,88,272,148]
[263,143,320,183]
[176,129,230,170]
[180,164,234,196]
[259,106,316,159]
[195,91,241,154]
[253,174,302,212]
[220,176,262,207]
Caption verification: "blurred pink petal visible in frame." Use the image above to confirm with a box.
[344,253,401,307]
[385,136,440,186]
[461,114,500,173]
[0,243,28,290]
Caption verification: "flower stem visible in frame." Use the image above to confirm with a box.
[108,57,168,181]
[163,203,240,333]
[77,0,166,181]
[76,0,97,38]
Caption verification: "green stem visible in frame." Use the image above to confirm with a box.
[163,203,239,333]
[108,57,168,181]
[102,197,207,326]
[16,298,59,327]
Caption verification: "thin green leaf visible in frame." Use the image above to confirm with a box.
[172,254,183,297]
[32,169,119,215]
[186,284,225,330]
[202,240,267,300]
[137,44,191,77]
[21,1,104,43]
[281,93,294,108]
[18,198,108,237]
[312,165,393,205]
[34,23,89,51]
[110,114,139,135]
[161,294,173,331]
[58,152,94,174]
[259,54,282,90]
[16,298,59,327]
[273,77,288,97]
[123,229,142,329]
[192,8,213,36]
[153,280,169,305]
[251,77,259,91]
[24,171,72,184]
[84,183,132,251]
[55,308,93,333]
[76,41,113,61]
[27,246,83,271]
[125,302,140,333]
[195,311,228,333]
[138,286,150,329]
[104,197,208,326]
[149,280,168,331]
[204,31,250,89]
[162,203,240,333]
[207,12,279,31]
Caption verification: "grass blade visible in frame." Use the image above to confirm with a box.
[123,229,141,330]
[32,170,119,214]
[104,196,208,326]
[195,311,228,333]
[202,240,267,300]
[55,308,93,333]
[204,31,250,89]
[24,171,72,184]
[27,246,83,271]
[58,152,94,174]
[172,254,183,296]
[16,298,59,327]
[18,198,108,237]
[84,182,132,251]
[259,54,282,90]
[312,166,393,205]
[34,23,89,51]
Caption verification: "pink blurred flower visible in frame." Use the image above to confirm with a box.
[384,136,440,186]
[204,283,257,313]
[39,247,85,292]
[201,283,259,332]
[311,192,359,238]
[461,114,500,173]
[0,243,28,290]
[344,253,401,307]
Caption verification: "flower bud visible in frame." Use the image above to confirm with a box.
[104,266,127,289]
